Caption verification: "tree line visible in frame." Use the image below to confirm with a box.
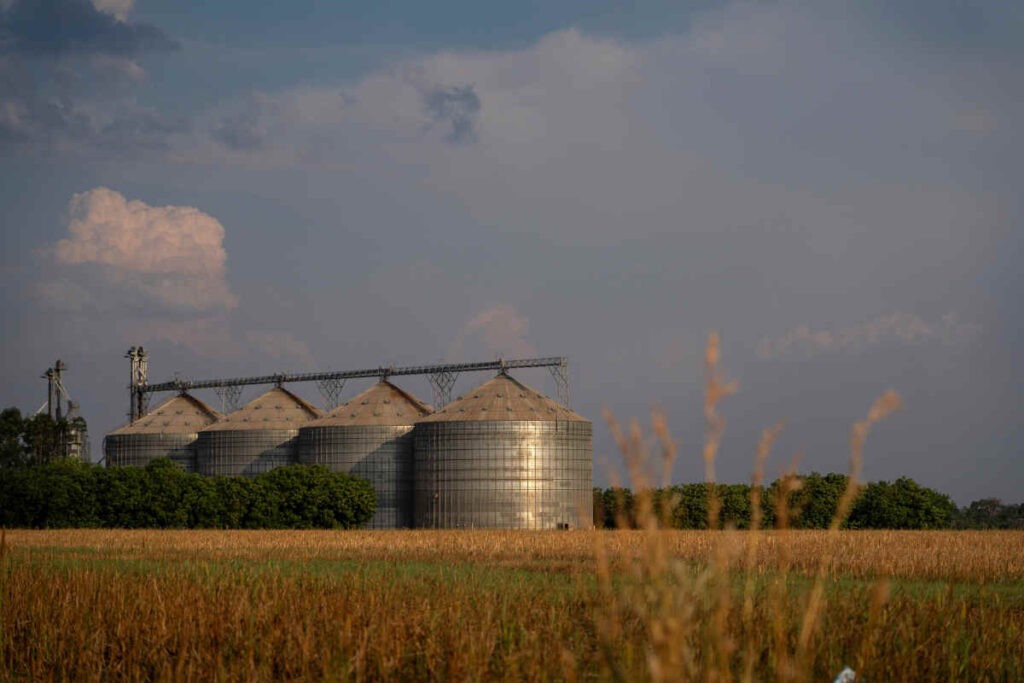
[4,405,1020,530]
[0,458,376,529]
[593,473,1024,530]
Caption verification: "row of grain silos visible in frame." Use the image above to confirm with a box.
[104,372,592,529]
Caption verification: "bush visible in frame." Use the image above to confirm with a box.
[848,477,957,529]
[593,474,962,530]
[0,460,376,529]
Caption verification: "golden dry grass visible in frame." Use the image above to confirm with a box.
[6,527,1024,582]
[2,528,1024,681]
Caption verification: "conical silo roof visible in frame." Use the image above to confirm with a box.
[108,393,223,435]
[308,380,432,427]
[418,373,587,423]
[201,386,322,431]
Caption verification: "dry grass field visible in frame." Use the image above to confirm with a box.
[2,528,1023,681]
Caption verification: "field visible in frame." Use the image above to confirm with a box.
[2,529,1023,681]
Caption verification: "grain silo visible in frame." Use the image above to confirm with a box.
[297,380,432,528]
[104,393,222,472]
[414,372,592,529]
[195,386,322,477]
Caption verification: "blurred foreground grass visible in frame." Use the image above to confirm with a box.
[2,529,1023,681]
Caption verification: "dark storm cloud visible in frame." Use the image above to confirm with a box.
[0,0,183,153]
[422,84,481,144]
[0,0,178,57]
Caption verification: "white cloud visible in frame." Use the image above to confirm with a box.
[91,0,134,22]
[49,187,237,313]
[756,313,982,358]
[449,304,536,361]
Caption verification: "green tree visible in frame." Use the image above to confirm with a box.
[0,408,29,468]
[21,414,65,465]
[213,476,253,528]
[593,488,606,528]
[0,466,35,526]
[849,477,956,529]
[94,466,148,528]
[315,467,376,528]
[140,459,190,528]
[37,460,101,527]
[601,487,635,528]
[720,484,753,529]
[952,498,1024,529]
[669,483,709,529]
[769,472,848,529]
[181,473,220,528]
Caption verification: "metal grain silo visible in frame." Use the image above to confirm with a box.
[196,386,322,477]
[297,381,432,528]
[103,393,223,472]
[414,372,592,529]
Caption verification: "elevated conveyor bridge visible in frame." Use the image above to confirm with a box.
[127,351,570,420]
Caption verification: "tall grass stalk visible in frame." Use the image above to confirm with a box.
[598,333,908,681]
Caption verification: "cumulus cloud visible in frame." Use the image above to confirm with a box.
[756,313,982,358]
[449,304,536,360]
[46,187,237,312]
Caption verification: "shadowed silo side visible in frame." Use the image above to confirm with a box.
[414,373,592,529]
[104,393,222,472]
[297,381,432,528]
[196,386,322,477]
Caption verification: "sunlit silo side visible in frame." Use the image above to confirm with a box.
[195,386,322,477]
[297,381,432,528]
[103,393,223,472]
[414,373,592,529]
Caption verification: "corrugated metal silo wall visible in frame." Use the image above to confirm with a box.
[195,429,298,477]
[103,433,198,472]
[297,425,415,529]
[413,421,593,529]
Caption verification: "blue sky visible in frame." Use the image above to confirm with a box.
[1,0,1021,502]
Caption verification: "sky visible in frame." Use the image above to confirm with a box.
[1,0,1021,504]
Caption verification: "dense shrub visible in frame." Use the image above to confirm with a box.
[952,498,1024,529]
[594,473,966,530]
[848,477,957,529]
[0,460,376,529]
